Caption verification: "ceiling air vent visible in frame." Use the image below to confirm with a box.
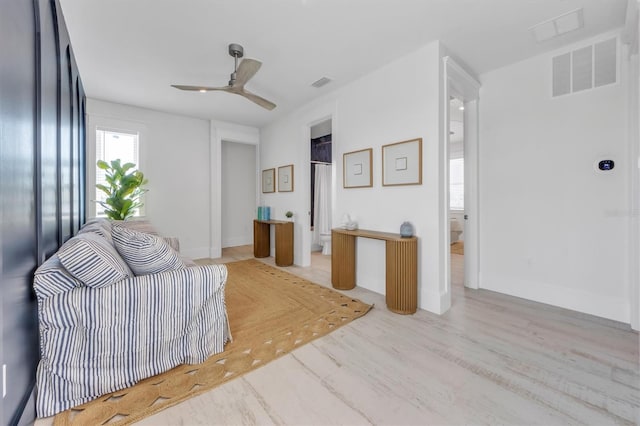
[552,37,617,97]
[531,8,584,43]
[311,77,332,88]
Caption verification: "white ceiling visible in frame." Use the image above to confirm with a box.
[58,0,627,128]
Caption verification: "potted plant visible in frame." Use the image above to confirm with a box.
[96,159,148,220]
[285,211,294,221]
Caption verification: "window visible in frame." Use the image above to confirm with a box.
[95,127,141,217]
[449,158,464,210]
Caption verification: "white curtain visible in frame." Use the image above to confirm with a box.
[313,164,332,245]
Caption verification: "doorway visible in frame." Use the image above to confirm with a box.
[449,97,465,299]
[309,119,332,266]
[443,56,480,312]
[221,141,257,248]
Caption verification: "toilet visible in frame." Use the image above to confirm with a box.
[450,217,463,243]
[319,233,332,255]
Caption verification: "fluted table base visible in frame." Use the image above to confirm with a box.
[331,228,417,314]
[254,220,293,267]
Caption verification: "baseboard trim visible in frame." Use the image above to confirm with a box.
[482,277,630,324]
[222,236,252,248]
[182,246,211,260]
[419,288,451,315]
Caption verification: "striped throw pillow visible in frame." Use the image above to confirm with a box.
[57,233,132,288]
[112,225,186,276]
[33,254,85,299]
[77,221,114,246]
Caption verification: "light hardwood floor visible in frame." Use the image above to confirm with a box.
[37,246,640,425]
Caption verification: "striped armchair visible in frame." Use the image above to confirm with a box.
[33,219,231,417]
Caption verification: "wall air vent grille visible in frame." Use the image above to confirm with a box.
[311,77,332,88]
[552,37,617,97]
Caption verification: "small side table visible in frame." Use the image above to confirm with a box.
[253,220,294,266]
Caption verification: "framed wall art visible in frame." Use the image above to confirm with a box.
[382,138,422,186]
[278,164,294,192]
[343,148,373,188]
[262,168,275,193]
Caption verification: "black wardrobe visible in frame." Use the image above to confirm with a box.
[1,0,85,423]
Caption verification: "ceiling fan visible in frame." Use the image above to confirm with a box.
[171,43,276,111]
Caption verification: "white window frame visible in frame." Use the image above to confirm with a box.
[86,114,147,219]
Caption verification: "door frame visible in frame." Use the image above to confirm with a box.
[209,122,260,259]
[442,57,481,298]
[297,101,338,267]
[301,114,335,267]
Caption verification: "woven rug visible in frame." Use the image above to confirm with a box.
[53,259,371,425]
[451,241,464,255]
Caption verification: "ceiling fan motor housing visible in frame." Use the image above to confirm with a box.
[228,43,244,58]
[228,43,244,86]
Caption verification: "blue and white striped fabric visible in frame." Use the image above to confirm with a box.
[77,218,114,245]
[34,263,230,418]
[112,225,186,276]
[33,255,85,299]
[57,232,132,288]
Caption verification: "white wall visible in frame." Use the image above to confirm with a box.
[479,31,631,323]
[86,98,212,258]
[221,141,256,247]
[86,99,261,259]
[260,41,449,314]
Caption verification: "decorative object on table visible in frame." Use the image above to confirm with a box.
[382,138,422,186]
[285,211,294,220]
[343,148,373,188]
[261,168,275,193]
[96,159,148,220]
[278,164,294,192]
[257,206,271,221]
[341,213,358,230]
[400,221,414,237]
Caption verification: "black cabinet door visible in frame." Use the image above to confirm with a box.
[39,0,62,261]
[0,0,39,424]
[1,0,85,423]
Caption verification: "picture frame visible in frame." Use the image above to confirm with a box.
[382,138,422,186]
[262,168,275,193]
[343,148,373,188]
[278,164,294,192]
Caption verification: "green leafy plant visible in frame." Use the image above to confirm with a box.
[96,159,148,220]
[285,211,293,218]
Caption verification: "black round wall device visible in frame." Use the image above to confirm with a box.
[598,160,615,171]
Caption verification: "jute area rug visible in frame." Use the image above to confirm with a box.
[53,259,372,425]
[451,241,464,255]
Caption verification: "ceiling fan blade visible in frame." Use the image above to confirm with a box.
[171,46,274,111]
[233,58,262,87]
[239,89,276,110]
[171,84,230,91]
